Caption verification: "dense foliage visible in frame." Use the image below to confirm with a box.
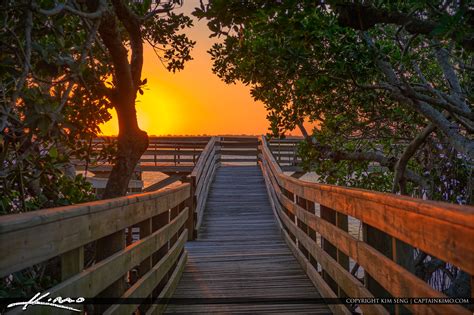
[0,0,195,213]
[0,0,195,297]
[196,0,473,201]
[196,0,473,298]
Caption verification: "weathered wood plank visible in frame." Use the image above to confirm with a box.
[190,137,218,181]
[261,137,474,275]
[147,251,188,315]
[103,230,188,315]
[278,192,465,313]
[46,209,188,299]
[0,184,190,277]
[166,166,331,314]
[261,136,473,315]
[61,247,84,282]
[219,149,259,156]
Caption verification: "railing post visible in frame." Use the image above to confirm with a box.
[61,247,84,281]
[184,176,196,240]
[151,210,170,299]
[138,218,153,314]
[320,205,339,294]
[60,246,84,312]
[95,229,126,314]
[320,205,349,300]
[363,223,395,313]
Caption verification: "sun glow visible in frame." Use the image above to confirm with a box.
[100,3,306,137]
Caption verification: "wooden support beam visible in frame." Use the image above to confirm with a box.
[61,247,84,281]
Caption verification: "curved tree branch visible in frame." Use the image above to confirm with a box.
[110,0,143,89]
[392,124,436,193]
[33,0,107,19]
[334,3,474,52]
[362,32,474,160]
[308,139,429,189]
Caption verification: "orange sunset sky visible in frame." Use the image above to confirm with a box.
[101,2,274,136]
[100,2,313,136]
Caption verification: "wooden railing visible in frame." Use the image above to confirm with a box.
[186,136,262,236]
[0,183,192,314]
[142,137,210,166]
[189,137,221,234]
[219,136,260,164]
[0,135,270,314]
[267,137,302,167]
[260,136,474,315]
[75,137,211,175]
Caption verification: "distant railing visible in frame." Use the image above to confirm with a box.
[187,136,261,235]
[143,137,210,166]
[74,137,212,175]
[189,136,220,234]
[219,136,260,164]
[260,136,474,315]
[0,183,192,314]
[267,137,302,167]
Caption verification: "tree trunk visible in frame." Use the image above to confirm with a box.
[102,98,149,199]
[102,129,148,198]
[95,98,147,313]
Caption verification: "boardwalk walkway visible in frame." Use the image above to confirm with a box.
[166,166,331,314]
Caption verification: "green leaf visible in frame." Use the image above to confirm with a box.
[49,147,58,159]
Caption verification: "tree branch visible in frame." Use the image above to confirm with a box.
[110,0,143,89]
[97,10,134,105]
[141,2,178,22]
[362,32,474,160]
[33,0,108,19]
[56,18,101,114]
[1,7,32,132]
[296,121,309,140]
[334,3,474,51]
[392,124,436,193]
[309,139,428,189]
[433,44,469,112]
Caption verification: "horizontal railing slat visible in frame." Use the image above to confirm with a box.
[45,210,188,301]
[145,243,188,315]
[260,165,352,315]
[274,185,468,315]
[0,184,190,277]
[261,136,474,275]
[104,230,188,315]
[191,137,218,181]
[260,135,473,314]
[277,176,474,274]
[219,149,258,156]
[143,149,202,155]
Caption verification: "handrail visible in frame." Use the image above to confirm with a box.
[0,182,192,314]
[266,137,303,167]
[190,137,218,182]
[75,137,211,171]
[187,136,261,237]
[260,135,474,315]
[189,137,221,234]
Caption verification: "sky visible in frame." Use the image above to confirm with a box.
[100,2,301,136]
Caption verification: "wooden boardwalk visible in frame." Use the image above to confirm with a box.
[166,166,331,314]
[2,137,473,315]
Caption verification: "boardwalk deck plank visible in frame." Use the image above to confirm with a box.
[165,166,331,314]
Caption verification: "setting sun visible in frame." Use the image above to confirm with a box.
[100,2,272,136]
